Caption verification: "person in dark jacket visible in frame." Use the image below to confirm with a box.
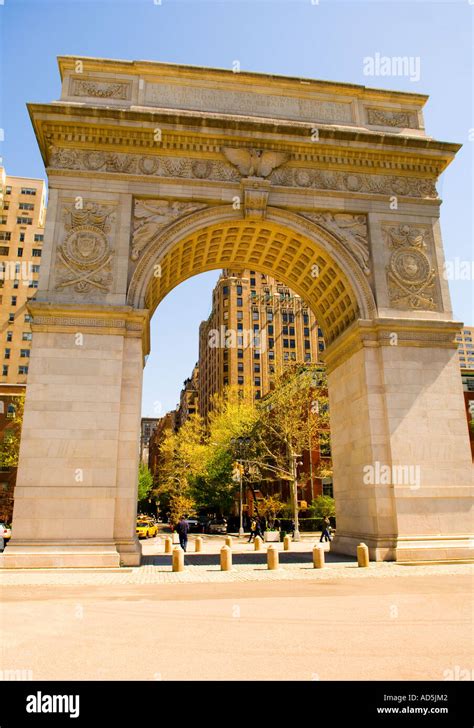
[320,515,332,543]
[176,516,190,552]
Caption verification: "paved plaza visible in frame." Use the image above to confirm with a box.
[1,536,472,681]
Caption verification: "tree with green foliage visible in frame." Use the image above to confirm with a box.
[137,462,154,502]
[0,392,25,468]
[310,494,336,520]
[252,365,330,534]
[153,414,206,520]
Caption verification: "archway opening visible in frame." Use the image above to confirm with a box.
[136,215,369,552]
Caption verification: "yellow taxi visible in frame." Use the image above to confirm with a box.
[136,519,158,539]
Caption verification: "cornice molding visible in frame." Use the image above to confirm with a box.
[28,302,151,358]
[325,317,462,372]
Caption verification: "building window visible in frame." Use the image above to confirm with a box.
[236,311,243,320]
[19,203,34,211]
[11,296,17,306]
[2,365,8,376]
[17,217,32,225]
[268,338,274,349]
[238,375,244,385]
[254,350,260,359]
[34,234,44,242]
[250,277,256,286]
[237,285,242,295]
[0,232,11,241]
[0,247,9,256]
[19,233,25,242]
[6,332,12,342]
[4,349,10,360]
[21,187,36,195]
[267,310,273,322]
[32,249,42,257]
[305,353,311,362]
[17,248,23,257]
[255,390,261,400]
[5,186,11,195]
[252,311,259,321]
[24,314,32,323]
[13,280,19,289]
[318,341,325,351]
[305,339,311,349]
[22,332,32,341]
[32,265,40,273]
[238,362,244,372]
[254,377,261,386]
[268,350,275,360]
[237,323,243,331]
[237,297,243,307]
[304,327,310,337]
[254,364,260,373]
[18,366,28,375]
[283,339,289,348]
[222,286,229,295]
[7,404,16,418]
[8,314,14,323]
[20,349,30,358]
[237,349,243,359]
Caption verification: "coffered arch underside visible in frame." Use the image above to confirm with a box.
[128,206,376,346]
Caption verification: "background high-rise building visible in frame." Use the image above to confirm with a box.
[456,327,474,370]
[198,269,324,419]
[177,363,199,427]
[0,169,46,385]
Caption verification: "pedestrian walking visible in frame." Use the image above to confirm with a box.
[176,515,190,552]
[255,517,264,540]
[248,518,257,543]
[320,515,332,543]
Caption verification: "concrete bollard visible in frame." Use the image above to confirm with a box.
[313,544,325,569]
[225,535,233,548]
[164,536,173,554]
[267,545,279,570]
[357,542,370,567]
[254,535,263,551]
[172,546,184,572]
[220,545,232,571]
[194,536,203,553]
[283,534,291,551]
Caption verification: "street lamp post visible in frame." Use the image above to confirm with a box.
[292,453,303,542]
[231,436,251,538]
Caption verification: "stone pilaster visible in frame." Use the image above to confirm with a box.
[326,319,473,562]
[0,303,149,569]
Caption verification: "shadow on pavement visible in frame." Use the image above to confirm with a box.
[141,551,356,567]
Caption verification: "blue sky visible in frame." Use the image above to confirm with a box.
[1,0,472,415]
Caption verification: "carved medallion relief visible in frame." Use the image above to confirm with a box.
[54,202,115,294]
[383,223,439,311]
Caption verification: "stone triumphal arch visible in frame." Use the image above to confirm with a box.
[1,57,472,568]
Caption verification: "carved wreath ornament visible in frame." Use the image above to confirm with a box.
[55,203,114,293]
[384,224,438,310]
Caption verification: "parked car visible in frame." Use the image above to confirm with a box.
[0,523,11,541]
[136,520,158,539]
[185,517,200,533]
[206,518,227,535]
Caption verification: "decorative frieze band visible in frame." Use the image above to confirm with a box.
[48,145,438,200]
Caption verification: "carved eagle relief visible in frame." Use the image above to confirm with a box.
[222,147,290,178]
